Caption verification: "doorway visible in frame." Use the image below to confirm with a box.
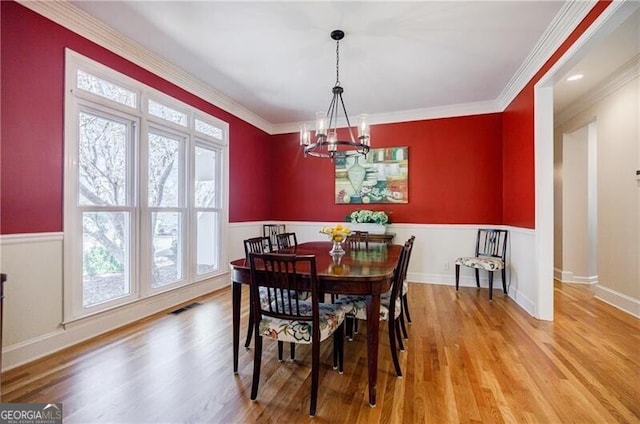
[535,0,640,320]
[555,122,598,285]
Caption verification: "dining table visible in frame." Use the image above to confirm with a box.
[229,240,402,407]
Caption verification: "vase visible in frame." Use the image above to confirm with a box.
[330,240,345,255]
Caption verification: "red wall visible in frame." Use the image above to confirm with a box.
[270,114,504,224]
[0,1,271,233]
[1,1,613,233]
[502,0,612,228]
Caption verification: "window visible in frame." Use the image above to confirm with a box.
[77,109,135,308]
[147,129,185,288]
[65,50,228,319]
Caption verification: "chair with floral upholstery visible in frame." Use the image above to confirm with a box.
[455,229,508,300]
[248,252,348,417]
[334,240,410,377]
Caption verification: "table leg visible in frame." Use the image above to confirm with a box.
[232,280,241,373]
[366,293,381,406]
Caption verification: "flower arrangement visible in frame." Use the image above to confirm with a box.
[320,224,351,242]
[345,209,390,225]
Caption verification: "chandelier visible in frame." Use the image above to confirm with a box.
[300,30,370,159]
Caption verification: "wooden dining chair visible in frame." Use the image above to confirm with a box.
[275,232,298,250]
[334,240,410,377]
[346,231,369,250]
[248,252,348,417]
[399,235,416,339]
[244,236,272,259]
[242,236,273,349]
[455,229,508,300]
[262,224,285,250]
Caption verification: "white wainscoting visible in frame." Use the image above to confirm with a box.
[0,232,229,370]
[231,222,538,315]
[11,222,637,370]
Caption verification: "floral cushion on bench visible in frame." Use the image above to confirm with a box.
[258,302,347,344]
[455,256,504,271]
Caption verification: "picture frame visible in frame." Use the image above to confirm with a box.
[335,147,408,204]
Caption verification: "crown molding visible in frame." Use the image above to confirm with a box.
[271,100,501,135]
[18,0,274,135]
[17,0,610,136]
[497,0,598,110]
[555,54,640,126]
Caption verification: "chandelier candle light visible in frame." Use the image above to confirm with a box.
[300,30,371,159]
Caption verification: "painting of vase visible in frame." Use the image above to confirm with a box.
[334,147,408,204]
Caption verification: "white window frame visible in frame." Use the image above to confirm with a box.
[63,49,229,322]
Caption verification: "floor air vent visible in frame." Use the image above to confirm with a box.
[169,302,202,315]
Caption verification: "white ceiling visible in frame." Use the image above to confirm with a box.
[553,7,640,112]
[66,1,637,131]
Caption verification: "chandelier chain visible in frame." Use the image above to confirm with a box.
[335,38,340,86]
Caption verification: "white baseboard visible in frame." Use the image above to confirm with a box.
[407,271,505,288]
[554,268,598,284]
[2,276,228,370]
[594,284,640,318]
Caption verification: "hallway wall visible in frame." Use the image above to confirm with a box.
[554,73,640,315]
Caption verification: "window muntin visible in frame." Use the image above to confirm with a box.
[77,70,137,108]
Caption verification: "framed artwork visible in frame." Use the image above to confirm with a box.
[335,147,408,204]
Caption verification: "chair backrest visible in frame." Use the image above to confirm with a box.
[346,231,369,250]
[248,252,319,332]
[475,229,508,261]
[276,232,298,250]
[388,242,410,313]
[263,224,286,249]
[244,236,273,260]
[404,235,415,278]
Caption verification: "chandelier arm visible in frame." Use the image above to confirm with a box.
[338,92,357,144]
[326,92,338,131]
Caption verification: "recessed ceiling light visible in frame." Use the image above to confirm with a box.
[567,74,584,81]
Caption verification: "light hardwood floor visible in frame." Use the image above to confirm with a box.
[3,282,639,423]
